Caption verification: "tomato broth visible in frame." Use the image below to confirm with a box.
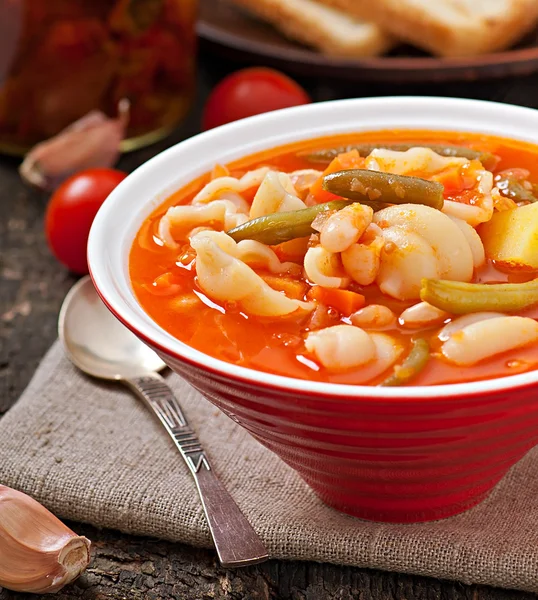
[130,130,538,386]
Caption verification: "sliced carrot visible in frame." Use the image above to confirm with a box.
[307,286,366,316]
[261,275,308,300]
[310,150,366,204]
[272,237,309,262]
[337,150,366,169]
[210,163,230,179]
[432,167,464,194]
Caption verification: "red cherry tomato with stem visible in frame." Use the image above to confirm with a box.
[202,67,311,130]
[45,168,127,274]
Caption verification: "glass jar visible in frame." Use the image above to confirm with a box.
[0,0,197,154]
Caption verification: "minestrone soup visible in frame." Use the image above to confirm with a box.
[130,130,538,386]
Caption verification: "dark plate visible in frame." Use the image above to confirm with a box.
[197,0,538,83]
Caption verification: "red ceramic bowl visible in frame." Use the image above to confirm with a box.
[88,97,538,523]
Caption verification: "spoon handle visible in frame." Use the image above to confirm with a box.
[124,372,269,568]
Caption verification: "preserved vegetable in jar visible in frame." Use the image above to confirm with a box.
[0,0,197,154]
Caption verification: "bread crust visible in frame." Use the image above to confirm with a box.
[317,0,538,57]
[227,0,394,57]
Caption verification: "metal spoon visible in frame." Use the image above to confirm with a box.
[58,276,269,568]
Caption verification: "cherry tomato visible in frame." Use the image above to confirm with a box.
[202,67,311,130]
[45,168,127,274]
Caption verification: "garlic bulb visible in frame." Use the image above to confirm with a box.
[0,485,91,593]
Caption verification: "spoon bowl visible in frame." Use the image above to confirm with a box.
[59,276,165,380]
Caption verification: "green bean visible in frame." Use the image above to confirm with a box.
[322,169,444,210]
[300,144,497,169]
[496,178,538,203]
[420,278,538,315]
[226,200,351,245]
[380,338,430,387]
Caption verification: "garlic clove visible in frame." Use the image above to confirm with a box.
[19,99,129,191]
[0,485,91,593]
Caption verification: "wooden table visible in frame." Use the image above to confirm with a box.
[2,50,538,600]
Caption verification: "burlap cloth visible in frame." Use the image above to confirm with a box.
[2,342,538,593]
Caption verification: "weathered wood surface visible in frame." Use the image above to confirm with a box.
[2,521,538,600]
[2,51,538,599]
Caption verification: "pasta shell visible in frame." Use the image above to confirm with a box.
[365,147,467,175]
[190,231,312,317]
[193,167,271,204]
[376,226,440,301]
[374,204,474,282]
[304,246,349,288]
[250,172,306,219]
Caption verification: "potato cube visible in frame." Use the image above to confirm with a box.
[479,203,538,270]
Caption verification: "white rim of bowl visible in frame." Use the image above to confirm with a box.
[88,96,538,400]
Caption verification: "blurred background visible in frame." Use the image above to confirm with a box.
[2,0,538,160]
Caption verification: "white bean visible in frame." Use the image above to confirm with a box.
[170,294,202,312]
[350,305,396,329]
[438,312,503,342]
[341,236,384,286]
[319,203,373,253]
[399,302,450,329]
[305,325,376,370]
[441,316,538,366]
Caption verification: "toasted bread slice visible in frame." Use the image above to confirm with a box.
[317,0,538,57]
[226,0,394,57]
